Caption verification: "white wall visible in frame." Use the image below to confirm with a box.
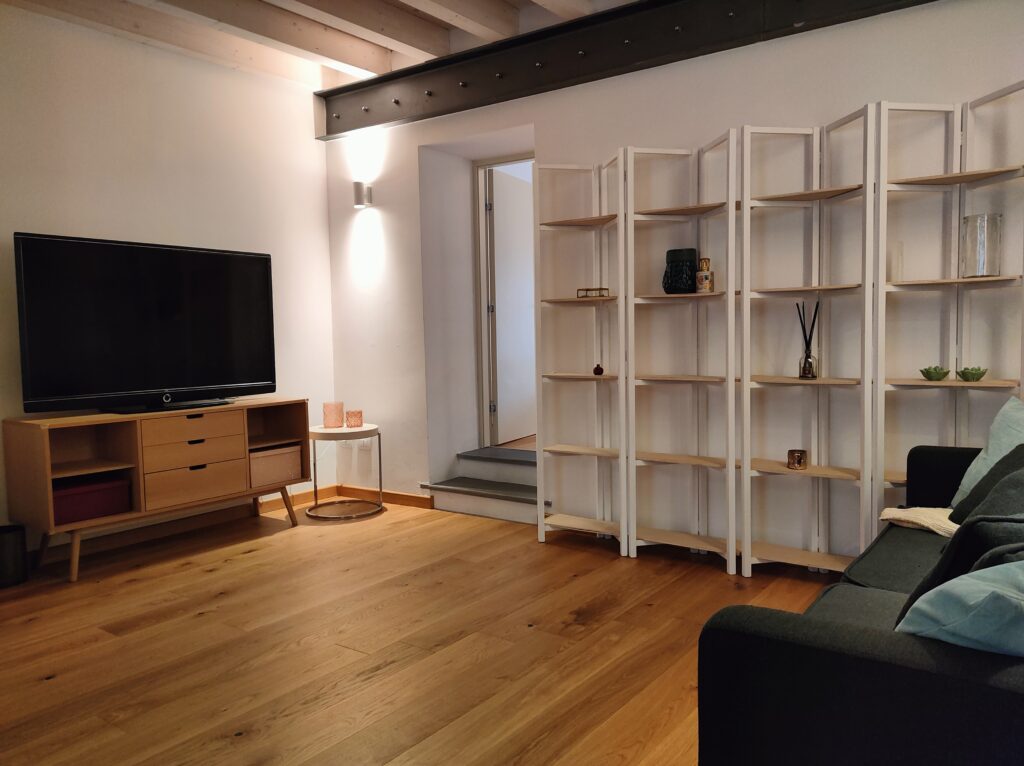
[0,6,337,522]
[325,0,1024,519]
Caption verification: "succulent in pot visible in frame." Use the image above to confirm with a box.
[957,367,988,382]
[920,365,950,381]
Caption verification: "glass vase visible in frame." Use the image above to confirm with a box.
[798,352,818,380]
[960,213,1002,278]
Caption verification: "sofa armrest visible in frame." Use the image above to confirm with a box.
[905,445,981,508]
[698,606,1024,766]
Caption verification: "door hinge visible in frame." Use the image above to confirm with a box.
[487,303,495,314]
[489,401,497,414]
[485,201,494,212]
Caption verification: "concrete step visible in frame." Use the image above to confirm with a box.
[456,447,536,485]
[421,476,545,525]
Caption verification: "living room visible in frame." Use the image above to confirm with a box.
[1,0,1023,763]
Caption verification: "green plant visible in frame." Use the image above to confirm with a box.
[920,365,950,381]
[957,366,988,382]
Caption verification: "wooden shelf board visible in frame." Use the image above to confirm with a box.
[750,457,859,481]
[636,526,729,556]
[635,201,726,217]
[887,378,1020,389]
[885,470,908,486]
[542,296,617,305]
[544,444,619,459]
[752,283,861,296]
[889,165,1022,187]
[636,374,726,384]
[248,436,304,450]
[51,458,136,479]
[887,275,1022,290]
[636,292,724,301]
[747,541,853,572]
[754,184,862,203]
[542,373,618,381]
[545,513,619,536]
[751,376,860,386]
[52,509,144,534]
[636,451,726,469]
[540,214,617,228]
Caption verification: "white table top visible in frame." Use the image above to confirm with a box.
[310,424,379,441]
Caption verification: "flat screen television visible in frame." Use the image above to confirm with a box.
[14,232,276,413]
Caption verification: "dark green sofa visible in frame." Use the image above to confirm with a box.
[698,446,1024,766]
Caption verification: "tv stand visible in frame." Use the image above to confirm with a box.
[105,398,233,414]
[3,396,310,582]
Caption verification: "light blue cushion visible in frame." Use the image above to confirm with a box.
[896,560,1024,657]
[952,397,1024,506]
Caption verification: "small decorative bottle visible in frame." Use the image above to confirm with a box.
[798,350,818,380]
[593,363,604,376]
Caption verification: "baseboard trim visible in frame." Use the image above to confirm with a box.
[337,484,434,509]
[258,484,433,511]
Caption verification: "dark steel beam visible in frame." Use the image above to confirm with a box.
[316,0,937,139]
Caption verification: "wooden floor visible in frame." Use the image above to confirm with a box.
[498,434,537,451]
[0,501,832,765]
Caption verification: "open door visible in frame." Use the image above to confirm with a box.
[478,159,536,447]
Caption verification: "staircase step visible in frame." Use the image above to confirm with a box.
[421,476,545,506]
[456,447,537,466]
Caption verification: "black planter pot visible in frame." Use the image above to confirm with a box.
[0,525,28,588]
[662,248,698,294]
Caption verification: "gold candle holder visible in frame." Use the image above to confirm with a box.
[787,449,808,471]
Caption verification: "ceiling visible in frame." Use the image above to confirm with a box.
[4,0,638,89]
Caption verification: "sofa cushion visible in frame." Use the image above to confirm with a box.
[972,543,1024,572]
[952,397,1024,506]
[896,515,1024,625]
[951,446,1024,523]
[896,561,1024,657]
[804,583,908,629]
[842,524,947,594]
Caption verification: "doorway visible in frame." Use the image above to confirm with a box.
[477,158,536,450]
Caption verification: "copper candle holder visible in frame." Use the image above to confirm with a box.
[787,449,808,471]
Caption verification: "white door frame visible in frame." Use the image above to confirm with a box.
[473,153,535,447]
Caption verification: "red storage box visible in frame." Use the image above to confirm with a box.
[52,475,132,526]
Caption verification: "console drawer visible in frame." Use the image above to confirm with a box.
[142,411,244,447]
[143,435,246,473]
[144,458,247,511]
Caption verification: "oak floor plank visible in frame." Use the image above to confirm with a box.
[0,503,833,765]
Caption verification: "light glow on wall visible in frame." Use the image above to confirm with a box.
[344,126,389,184]
[349,206,386,291]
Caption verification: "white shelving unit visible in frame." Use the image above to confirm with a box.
[535,155,628,555]
[873,83,1024,522]
[740,108,875,576]
[625,133,738,573]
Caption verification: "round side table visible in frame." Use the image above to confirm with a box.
[306,424,385,520]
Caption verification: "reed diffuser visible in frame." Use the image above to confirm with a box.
[796,300,820,379]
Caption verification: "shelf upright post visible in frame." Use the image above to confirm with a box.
[741,125,757,577]
[723,128,739,575]
[625,147,639,556]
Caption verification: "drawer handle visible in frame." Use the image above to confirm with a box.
[189,464,208,471]
[187,439,206,445]
[186,413,205,420]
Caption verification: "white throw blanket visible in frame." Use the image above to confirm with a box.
[880,506,959,538]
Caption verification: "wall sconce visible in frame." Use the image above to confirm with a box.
[353,181,373,208]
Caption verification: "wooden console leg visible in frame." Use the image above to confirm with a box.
[37,533,50,570]
[68,531,81,583]
[280,489,298,527]
[251,497,261,517]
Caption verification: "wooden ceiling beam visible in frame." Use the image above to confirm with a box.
[2,0,337,88]
[526,0,589,21]
[394,0,517,42]
[140,0,391,75]
[264,0,450,61]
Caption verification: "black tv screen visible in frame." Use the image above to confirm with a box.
[14,233,276,412]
